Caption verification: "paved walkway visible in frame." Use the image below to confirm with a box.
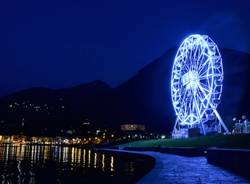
[137,151,249,184]
[103,149,250,184]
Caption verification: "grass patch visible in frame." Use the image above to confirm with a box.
[120,134,250,148]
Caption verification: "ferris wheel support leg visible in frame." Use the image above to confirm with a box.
[173,119,179,132]
[201,122,206,135]
[213,109,229,134]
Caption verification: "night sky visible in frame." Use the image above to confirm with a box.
[0,0,250,95]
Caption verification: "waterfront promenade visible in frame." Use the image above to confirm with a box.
[103,149,250,184]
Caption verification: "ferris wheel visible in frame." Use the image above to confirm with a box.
[171,34,229,135]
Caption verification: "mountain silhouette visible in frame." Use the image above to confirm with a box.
[0,48,249,135]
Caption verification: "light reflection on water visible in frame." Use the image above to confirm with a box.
[0,144,145,183]
[0,144,109,167]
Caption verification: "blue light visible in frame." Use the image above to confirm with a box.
[171,34,229,136]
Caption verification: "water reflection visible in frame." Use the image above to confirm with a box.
[102,154,105,172]
[0,144,146,183]
[94,153,97,168]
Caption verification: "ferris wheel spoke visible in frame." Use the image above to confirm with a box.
[197,52,203,62]
[199,69,209,80]
[197,48,204,67]
[199,73,220,80]
[196,87,205,100]
[179,87,189,107]
[183,62,190,73]
[198,58,210,75]
[191,87,200,116]
[178,55,189,72]
[197,84,211,107]
[194,45,203,70]
[195,94,204,111]
[199,73,211,80]
[198,82,210,93]
[193,91,201,118]
[199,69,209,79]
[192,49,197,67]
[190,48,196,71]
[199,75,209,80]
[187,49,194,69]
[179,88,190,116]
[197,88,210,109]
[196,88,208,109]
[198,88,208,106]
[195,50,202,71]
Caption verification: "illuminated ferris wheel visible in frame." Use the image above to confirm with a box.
[171,34,229,136]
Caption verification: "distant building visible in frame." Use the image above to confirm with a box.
[120,124,146,132]
[172,128,188,139]
[232,116,250,134]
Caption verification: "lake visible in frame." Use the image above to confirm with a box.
[0,144,154,183]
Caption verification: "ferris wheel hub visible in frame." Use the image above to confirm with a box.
[182,70,200,90]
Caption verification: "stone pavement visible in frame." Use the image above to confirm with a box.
[137,151,249,184]
[102,149,250,184]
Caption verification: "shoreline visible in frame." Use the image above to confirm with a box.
[95,148,156,184]
[98,148,250,184]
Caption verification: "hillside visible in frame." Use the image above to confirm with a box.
[0,48,249,135]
